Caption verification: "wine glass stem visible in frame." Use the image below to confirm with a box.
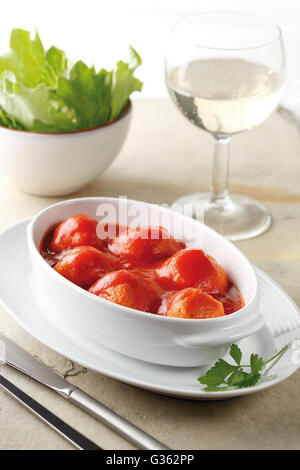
[211,135,231,204]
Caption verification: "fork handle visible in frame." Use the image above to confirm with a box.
[68,388,169,450]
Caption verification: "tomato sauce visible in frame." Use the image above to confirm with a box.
[40,214,245,318]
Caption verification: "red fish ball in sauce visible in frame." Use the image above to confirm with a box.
[50,214,104,253]
[55,246,117,288]
[156,248,228,295]
[109,226,185,264]
[89,270,163,313]
[158,288,225,319]
[40,215,244,317]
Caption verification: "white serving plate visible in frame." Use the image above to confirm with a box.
[0,219,299,400]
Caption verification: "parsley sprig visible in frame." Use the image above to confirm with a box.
[197,343,289,392]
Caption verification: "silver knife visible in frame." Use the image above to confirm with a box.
[0,333,168,450]
[0,374,101,450]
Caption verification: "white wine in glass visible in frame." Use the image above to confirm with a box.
[165,13,285,240]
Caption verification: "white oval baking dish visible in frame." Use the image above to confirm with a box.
[27,197,263,367]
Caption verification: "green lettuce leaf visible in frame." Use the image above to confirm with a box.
[0,29,66,88]
[0,29,142,132]
[42,46,68,87]
[54,62,112,129]
[0,72,76,131]
[0,106,24,130]
[110,46,143,120]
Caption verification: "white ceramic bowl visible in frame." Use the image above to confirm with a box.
[27,197,264,367]
[0,103,132,197]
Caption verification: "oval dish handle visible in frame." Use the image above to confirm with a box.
[175,313,265,348]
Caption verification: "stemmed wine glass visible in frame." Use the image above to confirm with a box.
[165,12,285,240]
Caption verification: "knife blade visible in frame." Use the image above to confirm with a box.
[0,333,168,450]
[0,374,101,450]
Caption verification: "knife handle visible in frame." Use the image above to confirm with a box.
[68,388,168,450]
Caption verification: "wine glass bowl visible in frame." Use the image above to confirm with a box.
[165,12,285,240]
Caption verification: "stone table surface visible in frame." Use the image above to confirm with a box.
[0,98,299,450]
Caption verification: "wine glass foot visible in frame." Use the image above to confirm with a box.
[171,193,272,241]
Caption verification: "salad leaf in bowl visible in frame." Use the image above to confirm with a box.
[0,29,141,196]
[0,28,142,132]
